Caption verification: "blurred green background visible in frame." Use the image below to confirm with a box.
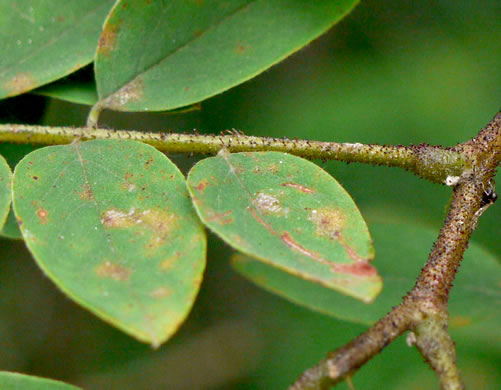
[1,0,500,388]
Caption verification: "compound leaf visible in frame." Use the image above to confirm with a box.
[187,151,381,303]
[12,140,206,347]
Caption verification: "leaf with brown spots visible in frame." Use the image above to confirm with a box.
[0,154,12,230]
[0,0,115,99]
[188,152,381,302]
[12,140,206,346]
[93,0,360,112]
[232,222,501,346]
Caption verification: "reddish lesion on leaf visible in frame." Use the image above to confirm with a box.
[205,209,233,225]
[95,259,132,281]
[194,179,209,192]
[281,182,314,193]
[150,286,172,299]
[248,207,376,277]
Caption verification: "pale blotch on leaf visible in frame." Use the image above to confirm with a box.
[101,207,177,253]
[104,77,144,109]
[253,191,287,215]
[36,208,49,224]
[309,207,347,239]
[150,286,172,299]
[95,260,132,281]
[160,252,181,271]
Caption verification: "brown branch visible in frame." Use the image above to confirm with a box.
[290,110,501,390]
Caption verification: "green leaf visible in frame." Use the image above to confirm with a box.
[232,222,501,344]
[0,155,12,230]
[0,208,21,239]
[0,372,81,390]
[12,140,206,346]
[0,0,115,99]
[0,144,39,238]
[34,78,98,106]
[94,0,360,112]
[187,151,380,302]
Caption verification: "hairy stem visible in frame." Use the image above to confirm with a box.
[414,316,464,390]
[0,123,468,184]
[290,110,500,390]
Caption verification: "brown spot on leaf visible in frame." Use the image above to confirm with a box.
[95,260,131,281]
[3,72,37,96]
[282,182,314,193]
[309,208,347,238]
[144,157,154,169]
[235,42,247,54]
[150,286,172,299]
[98,24,119,57]
[79,183,94,201]
[449,316,472,328]
[160,252,181,271]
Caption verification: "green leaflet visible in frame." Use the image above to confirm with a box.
[0,372,81,390]
[0,154,12,230]
[12,140,206,346]
[94,0,359,112]
[188,151,381,302]
[0,0,115,99]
